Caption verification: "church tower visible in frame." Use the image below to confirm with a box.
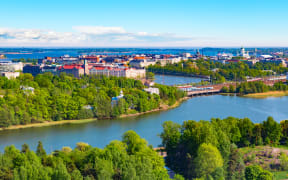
[84,59,89,76]
[240,47,245,56]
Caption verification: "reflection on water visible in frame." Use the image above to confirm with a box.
[0,95,287,153]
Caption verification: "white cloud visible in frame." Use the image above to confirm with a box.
[73,26,126,35]
[137,32,148,36]
[0,26,197,47]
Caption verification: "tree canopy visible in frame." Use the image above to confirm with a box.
[0,73,185,128]
[0,131,171,180]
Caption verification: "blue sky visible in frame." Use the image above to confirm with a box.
[1,0,288,47]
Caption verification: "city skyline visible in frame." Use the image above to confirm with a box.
[1,0,288,47]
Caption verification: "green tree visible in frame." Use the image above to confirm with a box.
[0,108,10,127]
[237,118,254,147]
[195,143,224,178]
[227,144,245,180]
[211,167,225,180]
[51,160,71,180]
[262,116,282,145]
[229,85,235,93]
[122,130,148,155]
[280,153,288,170]
[245,165,262,180]
[221,86,229,93]
[76,142,90,152]
[21,143,30,153]
[95,158,114,180]
[173,174,185,180]
[257,171,273,180]
[36,141,46,157]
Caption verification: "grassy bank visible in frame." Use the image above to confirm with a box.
[0,118,97,131]
[273,171,288,180]
[243,91,288,98]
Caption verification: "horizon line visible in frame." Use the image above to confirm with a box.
[1,46,288,49]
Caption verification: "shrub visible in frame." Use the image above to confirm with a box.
[280,153,288,170]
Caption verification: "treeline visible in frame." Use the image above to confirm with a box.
[221,81,288,95]
[0,130,183,180]
[155,84,186,105]
[0,73,185,127]
[161,116,288,179]
[148,60,288,83]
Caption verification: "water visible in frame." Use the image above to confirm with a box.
[154,75,202,85]
[0,48,201,59]
[0,95,287,153]
[1,47,286,60]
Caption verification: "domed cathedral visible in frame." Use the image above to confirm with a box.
[240,47,250,59]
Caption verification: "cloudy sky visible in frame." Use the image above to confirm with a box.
[1,0,288,47]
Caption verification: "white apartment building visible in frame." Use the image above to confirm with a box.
[90,67,146,79]
[1,72,20,79]
[129,59,156,68]
[0,61,23,72]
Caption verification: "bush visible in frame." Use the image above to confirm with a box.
[280,153,288,170]
[257,170,273,180]
[245,165,262,180]
[246,154,256,163]
[229,85,235,93]
[221,86,228,93]
[77,109,94,119]
[245,165,273,180]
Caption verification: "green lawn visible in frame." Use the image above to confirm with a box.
[275,145,288,150]
[273,171,288,180]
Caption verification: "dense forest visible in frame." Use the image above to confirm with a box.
[160,116,288,179]
[0,73,185,128]
[0,130,183,180]
[148,60,288,83]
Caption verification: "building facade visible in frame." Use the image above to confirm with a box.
[90,67,145,79]
[129,59,156,68]
[58,64,85,78]
[23,65,41,76]
[1,72,20,79]
[0,61,23,72]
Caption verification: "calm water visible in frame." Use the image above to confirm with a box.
[154,75,202,85]
[0,95,287,153]
[1,48,201,59]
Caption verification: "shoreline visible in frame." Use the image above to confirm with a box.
[2,90,286,132]
[0,97,189,132]
[0,118,97,132]
[242,91,288,98]
[220,91,288,99]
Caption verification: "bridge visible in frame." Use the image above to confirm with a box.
[176,75,287,97]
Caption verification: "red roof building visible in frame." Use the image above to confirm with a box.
[58,64,89,78]
[81,56,100,62]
